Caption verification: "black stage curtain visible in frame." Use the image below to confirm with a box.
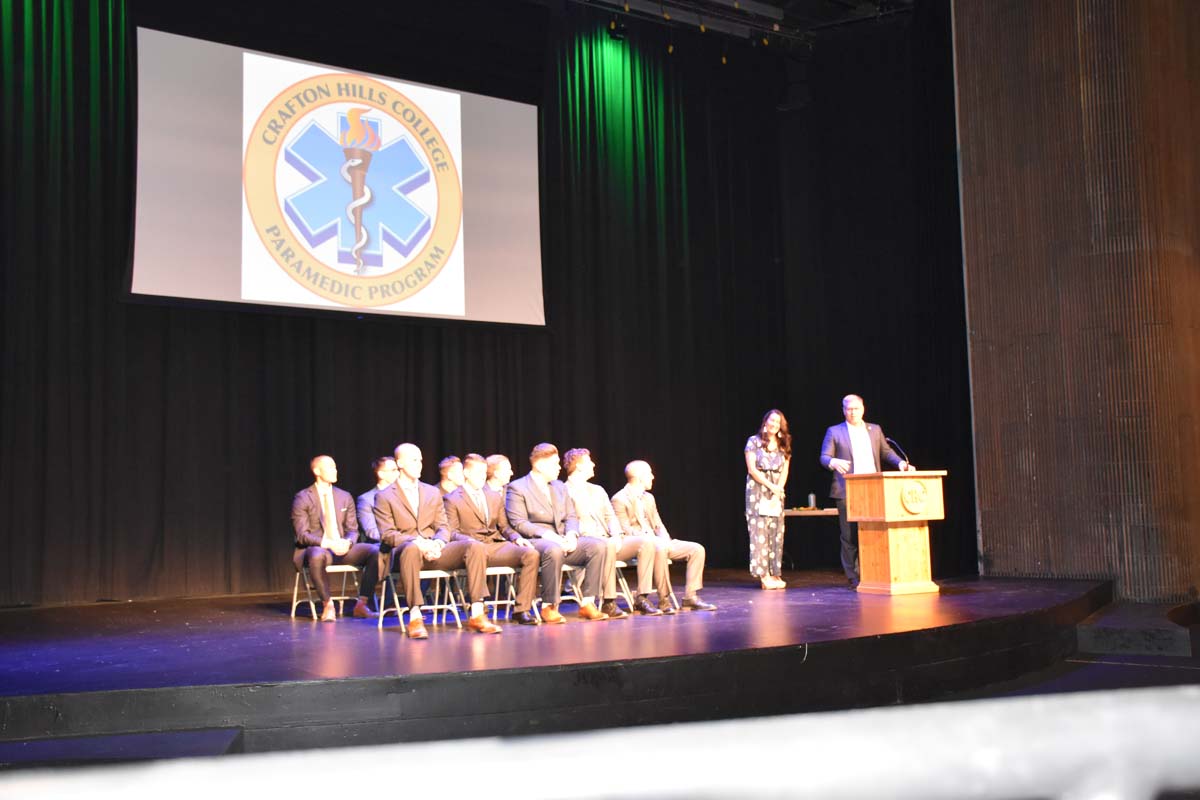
[1,1,973,606]
[0,1,798,605]
[778,2,979,578]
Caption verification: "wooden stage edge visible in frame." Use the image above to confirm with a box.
[0,572,1112,764]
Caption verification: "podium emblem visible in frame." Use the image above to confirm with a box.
[899,479,928,514]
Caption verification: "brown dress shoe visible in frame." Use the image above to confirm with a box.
[321,601,337,622]
[406,618,429,639]
[541,605,566,624]
[466,614,502,634]
[578,602,609,621]
[351,598,373,618]
[600,600,629,619]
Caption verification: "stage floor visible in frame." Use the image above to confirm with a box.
[1,569,1104,698]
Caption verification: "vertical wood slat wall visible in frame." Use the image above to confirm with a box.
[952,0,1200,601]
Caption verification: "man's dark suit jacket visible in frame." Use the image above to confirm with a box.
[372,480,451,549]
[290,483,359,568]
[444,485,518,544]
[818,421,902,499]
[504,474,579,539]
[356,486,385,542]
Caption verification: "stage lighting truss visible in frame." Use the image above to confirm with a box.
[575,0,909,53]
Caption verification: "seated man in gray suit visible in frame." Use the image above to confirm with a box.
[356,455,399,543]
[564,447,666,618]
[373,443,496,638]
[505,442,609,624]
[444,453,541,625]
[819,394,913,588]
[291,455,381,622]
[612,460,716,612]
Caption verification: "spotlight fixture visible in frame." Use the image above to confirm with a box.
[608,16,627,40]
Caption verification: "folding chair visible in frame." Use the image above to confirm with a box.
[291,564,360,619]
[664,559,681,610]
[377,569,462,633]
[558,563,587,607]
[453,566,522,621]
[613,560,638,610]
[617,557,680,611]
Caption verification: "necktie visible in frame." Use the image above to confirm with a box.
[322,490,340,539]
[474,490,489,525]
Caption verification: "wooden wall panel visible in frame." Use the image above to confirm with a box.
[953,0,1200,601]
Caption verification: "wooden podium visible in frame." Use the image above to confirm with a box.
[844,470,946,595]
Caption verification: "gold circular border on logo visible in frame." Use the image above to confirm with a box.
[243,74,462,307]
[899,479,928,515]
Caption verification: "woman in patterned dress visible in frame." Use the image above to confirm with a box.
[744,409,792,589]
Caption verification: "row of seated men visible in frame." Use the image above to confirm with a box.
[291,442,716,638]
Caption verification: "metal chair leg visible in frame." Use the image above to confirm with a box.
[293,569,319,620]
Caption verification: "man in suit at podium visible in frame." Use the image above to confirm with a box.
[819,394,913,588]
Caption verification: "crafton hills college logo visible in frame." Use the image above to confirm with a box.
[243,73,462,307]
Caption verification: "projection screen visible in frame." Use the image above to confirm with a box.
[131,28,545,325]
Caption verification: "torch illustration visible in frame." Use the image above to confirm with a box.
[339,108,382,274]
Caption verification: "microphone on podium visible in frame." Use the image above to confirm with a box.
[886,437,912,470]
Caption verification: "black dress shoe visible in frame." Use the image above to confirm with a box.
[632,596,662,616]
[681,596,717,612]
[601,600,630,619]
[513,610,541,625]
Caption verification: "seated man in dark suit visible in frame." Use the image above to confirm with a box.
[291,455,380,622]
[505,443,608,624]
[373,443,496,638]
[356,455,399,543]
[444,453,541,625]
[611,460,716,612]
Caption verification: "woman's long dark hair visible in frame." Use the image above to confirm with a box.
[758,409,792,458]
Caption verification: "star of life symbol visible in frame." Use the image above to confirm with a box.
[243,71,462,308]
[284,110,431,274]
